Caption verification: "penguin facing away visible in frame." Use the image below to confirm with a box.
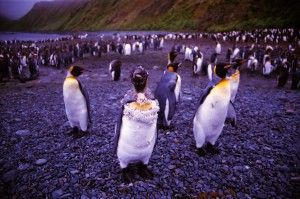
[155,62,181,129]
[168,50,178,64]
[193,62,232,156]
[63,65,91,138]
[291,69,300,89]
[109,60,122,81]
[114,66,159,182]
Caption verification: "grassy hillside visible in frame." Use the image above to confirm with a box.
[3,0,300,32]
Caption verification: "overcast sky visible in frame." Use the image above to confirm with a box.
[0,0,54,20]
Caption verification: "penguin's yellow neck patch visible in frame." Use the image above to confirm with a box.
[231,70,240,79]
[129,102,153,111]
[216,78,230,91]
[67,76,76,80]
[124,100,159,124]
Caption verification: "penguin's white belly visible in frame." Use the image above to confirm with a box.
[263,62,273,75]
[174,75,181,102]
[228,78,239,102]
[63,83,88,129]
[124,44,131,55]
[117,116,157,166]
[227,71,240,103]
[164,98,171,126]
[230,83,239,102]
[216,44,221,54]
[195,58,202,73]
[207,64,213,81]
[193,83,230,147]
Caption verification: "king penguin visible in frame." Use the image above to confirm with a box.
[155,62,181,129]
[114,66,159,182]
[109,60,122,81]
[63,65,91,138]
[193,62,232,156]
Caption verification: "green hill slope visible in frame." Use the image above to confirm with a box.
[4,0,300,32]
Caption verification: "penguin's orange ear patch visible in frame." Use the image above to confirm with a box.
[69,66,74,72]
[168,67,174,72]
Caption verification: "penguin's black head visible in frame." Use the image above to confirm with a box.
[215,62,232,78]
[130,66,148,93]
[167,62,181,73]
[70,65,91,77]
[232,58,247,69]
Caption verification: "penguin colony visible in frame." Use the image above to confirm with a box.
[59,28,300,182]
[61,46,262,182]
[1,29,298,183]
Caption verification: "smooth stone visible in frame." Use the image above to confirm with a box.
[35,159,47,165]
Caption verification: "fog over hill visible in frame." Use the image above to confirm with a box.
[2,0,300,32]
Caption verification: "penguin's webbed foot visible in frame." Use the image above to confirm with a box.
[74,130,86,139]
[122,167,134,183]
[196,148,206,157]
[67,127,78,136]
[206,143,220,155]
[158,124,176,130]
[225,118,236,127]
[137,162,153,179]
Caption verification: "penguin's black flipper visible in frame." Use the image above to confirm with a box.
[226,100,236,127]
[193,75,222,119]
[167,80,177,120]
[113,105,124,154]
[78,79,92,125]
[193,81,214,119]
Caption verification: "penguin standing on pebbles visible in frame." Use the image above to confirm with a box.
[63,66,91,138]
[155,62,181,129]
[109,60,122,81]
[193,62,232,156]
[114,66,159,182]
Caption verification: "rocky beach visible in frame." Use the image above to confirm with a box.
[0,35,299,198]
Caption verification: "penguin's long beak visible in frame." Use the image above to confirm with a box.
[224,64,232,69]
[81,69,91,73]
[240,59,247,64]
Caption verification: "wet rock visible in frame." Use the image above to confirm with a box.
[15,130,31,136]
[2,169,18,182]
